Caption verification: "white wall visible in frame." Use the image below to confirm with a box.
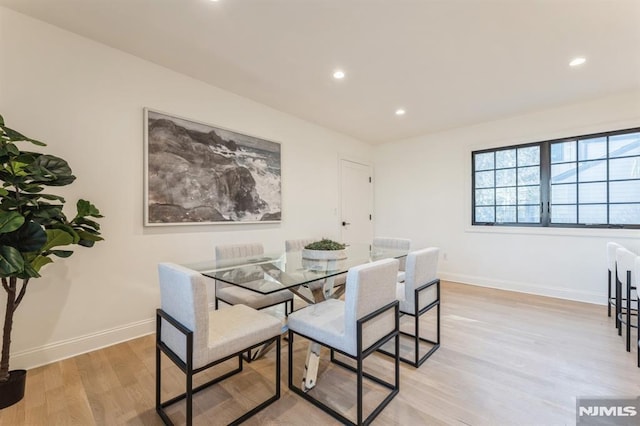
[0,7,372,369]
[374,91,640,304]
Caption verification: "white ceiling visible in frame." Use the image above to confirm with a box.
[2,0,639,144]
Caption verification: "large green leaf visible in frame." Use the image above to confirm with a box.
[0,245,24,276]
[76,199,103,218]
[73,217,100,231]
[50,223,78,243]
[18,183,45,193]
[0,115,4,126]
[41,229,75,252]
[15,221,47,252]
[31,255,53,273]
[2,126,29,142]
[10,159,29,176]
[0,197,22,209]
[76,229,103,242]
[31,155,75,186]
[18,260,41,279]
[1,126,45,146]
[38,193,66,202]
[45,174,76,186]
[77,228,104,248]
[49,250,73,258]
[0,211,24,234]
[0,142,19,157]
[30,204,64,220]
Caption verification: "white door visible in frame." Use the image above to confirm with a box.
[340,159,373,246]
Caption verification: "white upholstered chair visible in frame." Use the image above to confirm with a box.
[615,247,638,352]
[287,258,400,426]
[607,242,625,322]
[373,237,411,282]
[215,243,294,316]
[379,247,440,367]
[155,263,282,426]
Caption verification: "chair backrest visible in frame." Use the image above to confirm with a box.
[215,243,264,260]
[607,242,624,272]
[373,237,411,251]
[158,263,209,366]
[404,247,440,312]
[373,237,411,271]
[285,238,316,252]
[344,258,399,352]
[616,247,636,289]
[215,243,266,288]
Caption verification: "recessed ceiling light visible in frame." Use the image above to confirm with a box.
[569,57,586,67]
[395,109,406,116]
[333,70,345,80]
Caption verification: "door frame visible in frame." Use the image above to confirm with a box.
[338,155,374,245]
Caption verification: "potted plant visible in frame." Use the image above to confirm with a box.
[0,114,103,409]
[302,238,347,260]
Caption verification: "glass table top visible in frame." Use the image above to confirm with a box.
[184,244,408,295]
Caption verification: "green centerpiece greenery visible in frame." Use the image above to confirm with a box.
[0,114,103,406]
[304,239,346,251]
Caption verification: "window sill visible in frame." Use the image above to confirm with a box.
[465,224,640,239]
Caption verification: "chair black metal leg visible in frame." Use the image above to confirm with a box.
[356,356,363,426]
[437,281,441,345]
[276,337,281,399]
[155,343,162,419]
[617,276,622,334]
[608,270,612,317]
[414,309,420,366]
[627,271,632,352]
[394,305,400,392]
[437,304,441,345]
[186,369,193,426]
[287,329,293,390]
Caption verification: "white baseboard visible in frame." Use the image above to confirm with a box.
[11,318,155,371]
[439,271,605,306]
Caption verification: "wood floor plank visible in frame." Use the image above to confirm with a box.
[1,281,640,425]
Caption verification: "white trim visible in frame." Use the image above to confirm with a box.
[465,224,640,239]
[439,271,605,306]
[11,318,155,370]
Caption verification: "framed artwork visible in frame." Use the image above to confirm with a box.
[144,108,282,225]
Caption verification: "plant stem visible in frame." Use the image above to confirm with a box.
[0,277,17,382]
[15,279,29,308]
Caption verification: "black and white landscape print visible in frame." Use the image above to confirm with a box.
[144,109,281,225]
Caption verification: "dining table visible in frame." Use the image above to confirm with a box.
[184,244,408,391]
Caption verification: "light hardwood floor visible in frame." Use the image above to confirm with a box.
[1,281,639,425]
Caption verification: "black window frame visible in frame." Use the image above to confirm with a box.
[472,127,640,229]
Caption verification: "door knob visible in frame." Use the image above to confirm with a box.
[342,221,351,226]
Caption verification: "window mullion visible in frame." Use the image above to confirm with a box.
[540,142,550,227]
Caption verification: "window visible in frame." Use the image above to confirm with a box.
[472,128,640,228]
